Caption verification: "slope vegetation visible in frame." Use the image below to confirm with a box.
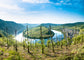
[0,19,25,34]
[23,26,54,39]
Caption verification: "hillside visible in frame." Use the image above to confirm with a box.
[0,30,7,37]
[63,22,84,27]
[22,23,39,29]
[0,19,25,34]
[0,28,84,60]
[51,22,84,31]
[23,26,54,39]
[0,22,84,60]
[39,23,61,28]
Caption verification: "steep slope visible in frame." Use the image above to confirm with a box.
[0,19,25,34]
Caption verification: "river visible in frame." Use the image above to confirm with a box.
[15,30,64,44]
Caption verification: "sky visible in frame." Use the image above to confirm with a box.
[0,0,84,24]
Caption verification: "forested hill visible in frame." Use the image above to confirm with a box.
[22,23,39,29]
[50,22,84,30]
[39,22,84,28]
[0,19,25,34]
[39,23,61,28]
[63,22,84,27]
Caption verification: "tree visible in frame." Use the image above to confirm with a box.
[49,25,55,52]
[55,33,59,48]
[6,27,9,49]
[23,39,26,50]
[27,25,30,53]
[15,30,18,52]
[47,40,51,48]
[40,26,44,54]
[60,35,63,48]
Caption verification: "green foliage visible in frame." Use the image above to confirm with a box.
[23,26,54,39]
[47,40,51,48]
[58,55,73,60]
[42,39,45,48]
[8,35,16,46]
[73,52,84,60]
[68,38,72,45]
[80,25,84,29]
[52,22,84,32]
[28,41,30,46]
[23,39,27,47]
[35,41,41,48]
[0,21,84,60]
[0,47,5,52]
[0,30,7,37]
[0,38,6,46]
[7,55,23,60]
[40,23,60,28]
[72,34,84,45]
[6,51,24,60]
[79,29,84,34]
[56,40,60,46]
[0,19,24,34]
[61,39,67,46]
[0,33,4,37]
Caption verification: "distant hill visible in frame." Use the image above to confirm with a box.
[22,23,39,29]
[61,22,84,30]
[39,23,61,28]
[63,22,84,27]
[0,19,25,34]
[51,22,84,31]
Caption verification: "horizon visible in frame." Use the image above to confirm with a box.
[1,18,84,25]
[0,0,84,24]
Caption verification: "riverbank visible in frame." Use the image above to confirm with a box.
[23,27,55,39]
[15,30,64,45]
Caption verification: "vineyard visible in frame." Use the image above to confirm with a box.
[0,25,84,60]
[0,0,84,59]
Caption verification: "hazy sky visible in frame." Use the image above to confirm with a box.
[0,0,84,24]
